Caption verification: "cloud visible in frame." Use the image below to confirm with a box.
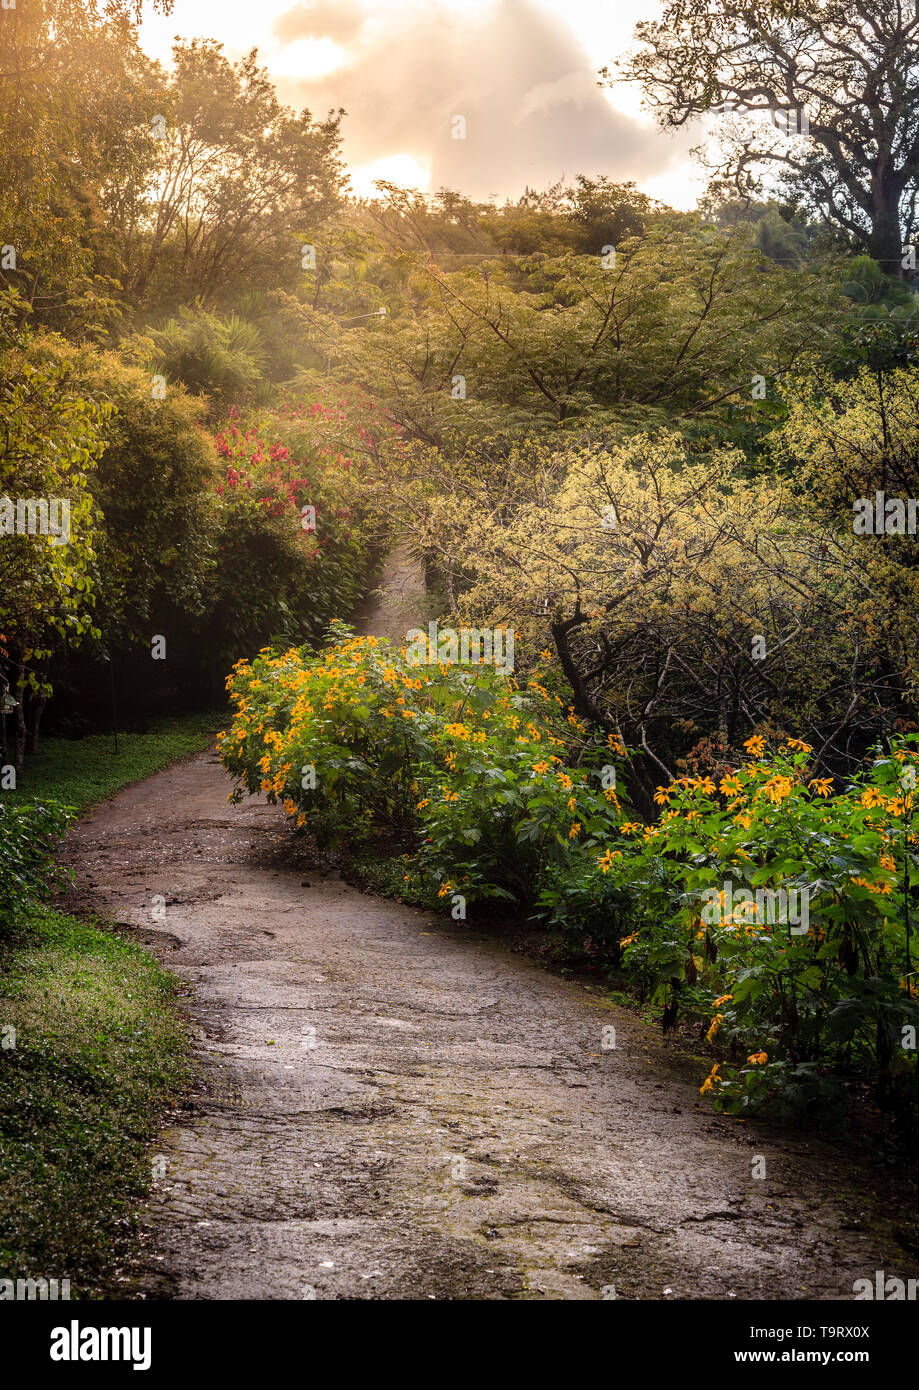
[274,1,367,46]
[270,0,696,203]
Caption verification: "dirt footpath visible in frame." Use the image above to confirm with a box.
[60,746,911,1301]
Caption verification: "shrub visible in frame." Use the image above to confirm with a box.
[0,800,73,937]
[65,348,218,645]
[206,398,379,673]
[596,736,919,1121]
[146,307,269,417]
[218,625,627,904]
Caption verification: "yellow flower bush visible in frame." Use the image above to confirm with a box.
[221,619,626,903]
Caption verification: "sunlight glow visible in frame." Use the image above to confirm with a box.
[349,153,433,199]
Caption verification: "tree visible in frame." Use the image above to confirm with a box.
[127,41,346,312]
[0,0,169,334]
[314,223,837,444]
[368,426,891,806]
[564,176,657,253]
[610,0,919,275]
[0,300,110,770]
[775,362,919,710]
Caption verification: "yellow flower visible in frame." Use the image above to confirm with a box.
[851,875,892,894]
[620,821,639,835]
[653,786,670,806]
[569,822,581,839]
[761,775,793,804]
[719,775,741,796]
[598,848,622,874]
[539,648,553,661]
[785,738,812,753]
[706,1013,723,1043]
[809,777,832,797]
[861,787,885,809]
[699,1063,722,1095]
[619,931,638,948]
[743,734,766,756]
[713,993,733,1007]
[747,1052,768,1065]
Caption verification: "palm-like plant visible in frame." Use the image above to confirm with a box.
[150,305,268,412]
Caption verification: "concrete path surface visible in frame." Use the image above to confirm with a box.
[60,752,907,1301]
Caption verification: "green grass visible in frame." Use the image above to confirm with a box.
[0,906,190,1296]
[0,712,221,1293]
[9,710,225,814]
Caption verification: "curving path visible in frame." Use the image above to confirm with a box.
[61,549,910,1300]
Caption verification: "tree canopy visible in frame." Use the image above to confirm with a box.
[610,0,919,275]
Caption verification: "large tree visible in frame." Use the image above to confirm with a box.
[609,0,919,276]
[0,0,170,333]
[309,223,836,444]
[126,40,346,312]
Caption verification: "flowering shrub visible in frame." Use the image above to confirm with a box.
[206,394,380,669]
[597,736,919,1121]
[218,624,626,901]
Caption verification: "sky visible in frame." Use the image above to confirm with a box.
[137,0,705,208]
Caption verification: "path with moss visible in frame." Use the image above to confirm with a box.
[62,548,911,1300]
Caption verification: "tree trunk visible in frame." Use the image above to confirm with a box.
[869,185,905,278]
[26,691,46,756]
[13,662,26,778]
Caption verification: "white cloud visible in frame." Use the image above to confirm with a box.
[138,0,700,206]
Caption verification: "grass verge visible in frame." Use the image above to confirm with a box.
[0,906,189,1297]
[9,710,224,814]
[0,717,217,1295]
